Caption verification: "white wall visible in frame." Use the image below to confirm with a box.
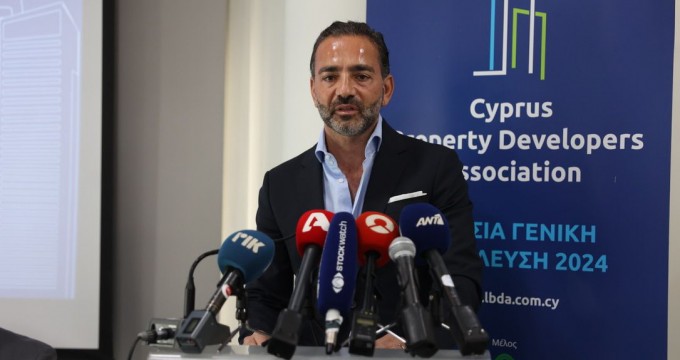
[220,0,367,329]
[115,1,227,359]
[222,0,367,237]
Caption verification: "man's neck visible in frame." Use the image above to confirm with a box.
[324,123,377,201]
[324,124,374,167]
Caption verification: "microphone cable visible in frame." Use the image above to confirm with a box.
[184,249,219,318]
[127,336,140,360]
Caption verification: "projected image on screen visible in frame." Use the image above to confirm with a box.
[0,0,82,299]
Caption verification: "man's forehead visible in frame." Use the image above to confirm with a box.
[315,35,379,64]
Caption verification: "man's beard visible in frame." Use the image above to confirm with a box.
[316,95,382,137]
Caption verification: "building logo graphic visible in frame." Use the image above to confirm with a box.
[473,0,547,80]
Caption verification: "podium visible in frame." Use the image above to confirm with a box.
[148,345,491,359]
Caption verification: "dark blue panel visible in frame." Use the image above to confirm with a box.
[368,1,673,359]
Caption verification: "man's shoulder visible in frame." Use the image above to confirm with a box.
[0,327,57,360]
[390,128,459,158]
[266,144,318,177]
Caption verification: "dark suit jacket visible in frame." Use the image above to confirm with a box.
[244,121,483,347]
[0,327,57,360]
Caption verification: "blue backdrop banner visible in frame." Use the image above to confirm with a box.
[368,0,674,359]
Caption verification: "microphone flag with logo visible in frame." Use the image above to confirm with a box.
[217,229,276,284]
[398,203,450,257]
[317,211,358,353]
[295,209,333,256]
[176,230,275,353]
[357,211,398,267]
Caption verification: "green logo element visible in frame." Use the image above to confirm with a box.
[512,7,547,80]
[495,353,515,360]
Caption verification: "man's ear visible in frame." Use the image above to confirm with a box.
[381,74,395,106]
[309,76,317,103]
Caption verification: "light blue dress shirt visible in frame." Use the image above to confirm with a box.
[314,116,383,218]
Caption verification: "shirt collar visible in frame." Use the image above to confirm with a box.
[315,115,384,163]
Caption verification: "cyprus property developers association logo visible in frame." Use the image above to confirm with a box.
[473,0,548,80]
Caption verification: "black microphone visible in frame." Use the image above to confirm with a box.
[349,211,398,356]
[267,210,333,360]
[388,236,438,358]
[399,203,489,355]
[176,230,275,353]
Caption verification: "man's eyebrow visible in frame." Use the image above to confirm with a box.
[349,64,375,73]
[317,65,340,74]
[317,64,376,74]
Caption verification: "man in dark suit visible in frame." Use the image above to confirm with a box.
[0,327,57,360]
[242,21,482,349]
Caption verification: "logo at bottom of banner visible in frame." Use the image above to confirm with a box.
[491,337,519,360]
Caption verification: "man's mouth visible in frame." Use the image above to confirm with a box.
[333,104,359,116]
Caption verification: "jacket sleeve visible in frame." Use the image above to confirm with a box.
[241,171,294,338]
[430,148,483,310]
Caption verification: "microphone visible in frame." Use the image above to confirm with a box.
[399,203,489,355]
[267,210,333,359]
[389,236,438,358]
[176,230,275,353]
[316,212,358,354]
[349,211,398,356]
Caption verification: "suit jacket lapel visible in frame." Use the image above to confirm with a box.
[295,146,325,213]
[363,121,409,213]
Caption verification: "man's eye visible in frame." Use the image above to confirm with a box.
[356,74,370,81]
[322,75,337,82]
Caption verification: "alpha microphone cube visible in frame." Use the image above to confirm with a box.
[448,305,489,355]
[267,309,303,359]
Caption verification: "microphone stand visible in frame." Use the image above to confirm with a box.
[217,282,247,351]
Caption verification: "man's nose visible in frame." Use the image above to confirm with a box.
[337,74,356,97]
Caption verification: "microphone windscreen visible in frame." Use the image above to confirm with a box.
[217,230,275,283]
[399,203,451,256]
[356,211,398,267]
[295,210,333,256]
[317,212,358,316]
[388,236,417,261]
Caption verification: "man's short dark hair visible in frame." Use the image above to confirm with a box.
[310,21,390,78]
